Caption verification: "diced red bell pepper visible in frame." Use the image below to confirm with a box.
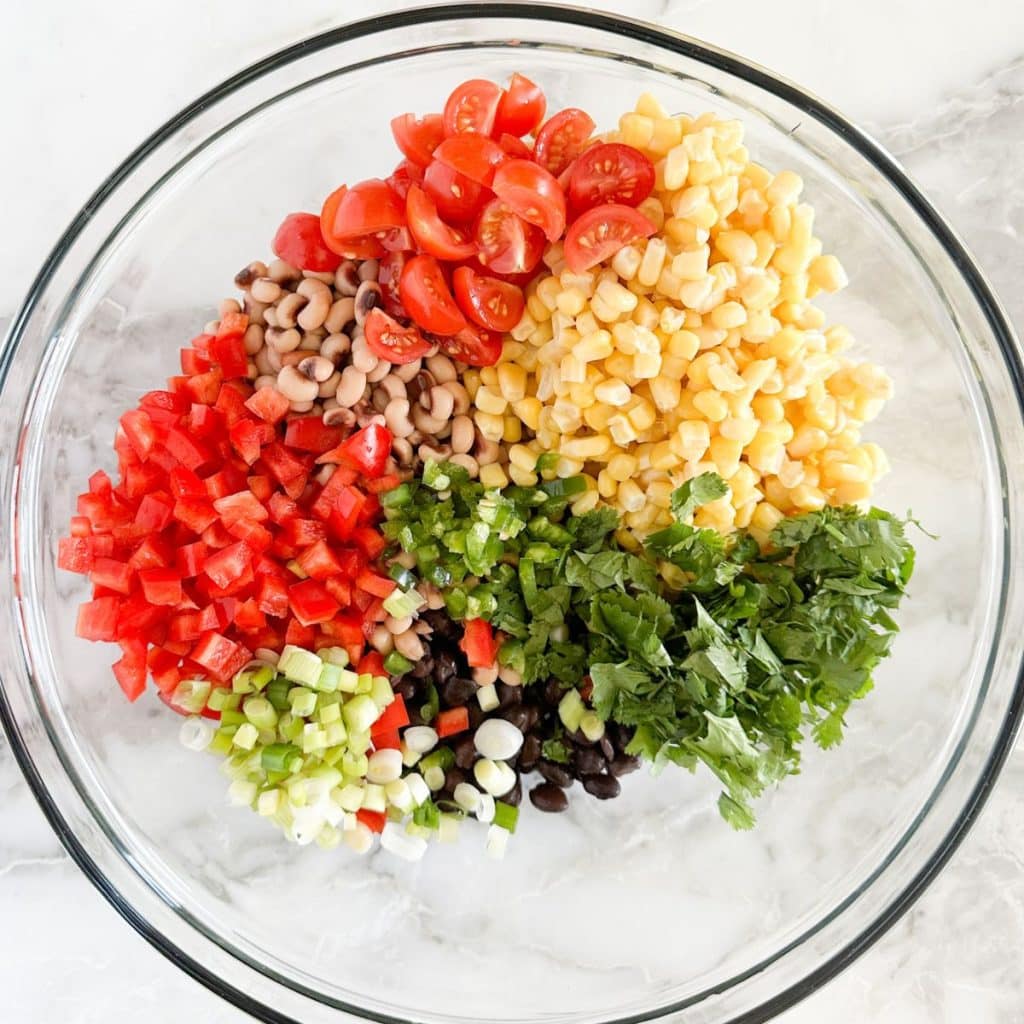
[357,650,387,677]
[203,464,248,501]
[76,596,121,641]
[296,540,342,580]
[436,707,470,738]
[121,461,167,501]
[182,367,223,406]
[229,418,265,465]
[214,381,253,427]
[189,631,251,683]
[224,518,272,552]
[351,525,387,560]
[364,473,402,495]
[173,496,217,534]
[324,422,392,478]
[244,387,291,425]
[58,536,94,574]
[181,347,213,375]
[120,409,159,461]
[356,808,386,833]
[284,417,344,455]
[247,474,273,503]
[460,618,499,668]
[210,332,249,380]
[176,540,208,578]
[148,646,184,693]
[190,332,215,354]
[196,603,222,633]
[89,470,113,495]
[217,310,249,338]
[112,637,147,702]
[69,515,93,537]
[214,490,268,524]
[277,517,327,548]
[234,598,267,633]
[77,491,132,531]
[288,578,341,626]
[138,567,183,606]
[261,443,308,485]
[267,492,300,525]
[169,465,206,497]
[128,535,172,571]
[203,541,253,590]
[88,534,116,558]
[188,403,224,439]
[134,492,174,532]
[165,428,213,473]
[168,612,202,643]
[356,568,396,599]
[371,729,401,751]
[115,596,166,638]
[89,557,133,595]
[201,520,233,549]
[284,618,316,648]
[323,575,352,607]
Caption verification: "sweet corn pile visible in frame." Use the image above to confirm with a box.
[469,95,893,545]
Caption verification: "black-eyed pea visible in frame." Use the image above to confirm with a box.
[391,437,414,466]
[290,399,316,413]
[412,404,447,435]
[323,405,356,429]
[320,333,351,364]
[392,358,422,383]
[246,361,258,380]
[242,294,267,326]
[251,278,281,304]
[418,442,453,464]
[393,629,424,661]
[303,269,335,284]
[242,323,264,355]
[450,415,475,454]
[254,348,276,376]
[378,375,407,401]
[336,366,368,408]
[277,365,320,403]
[263,305,279,328]
[449,453,479,476]
[298,331,323,352]
[474,432,502,466]
[297,355,335,383]
[425,353,457,383]
[371,388,390,413]
[386,614,413,635]
[334,261,360,296]
[370,624,394,655]
[349,335,377,375]
[384,398,415,438]
[254,374,277,391]
[276,292,308,329]
[367,359,390,383]
[423,385,455,421]
[358,258,380,282]
[443,380,471,415]
[280,351,306,368]
[325,296,355,334]
[234,261,268,288]
[266,347,284,372]
[219,297,242,318]
[296,278,332,331]
[268,259,300,284]
[266,326,301,354]
[354,280,382,326]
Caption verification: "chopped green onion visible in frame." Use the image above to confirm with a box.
[314,661,343,693]
[220,709,246,727]
[388,563,418,589]
[208,688,242,712]
[278,646,324,688]
[265,678,291,711]
[231,670,254,695]
[382,588,421,619]
[419,747,455,774]
[260,742,301,773]
[210,728,235,755]
[370,675,395,708]
[541,475,587,498]
[535,451,561,475]
[493,802,519,833]
[381,482,413,508]
[250,665,275,691]
[420,682,440,724]
[558,689,586,732]
[243,696,278,730]
[342,694,380,735]
[289,686,317,718]
[170,679,211,715]
[320,647,349,668]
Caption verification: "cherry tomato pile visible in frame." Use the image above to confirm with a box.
[59,313,400,705]
[312,74,659,366]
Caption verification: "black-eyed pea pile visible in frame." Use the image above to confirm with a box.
[220,258,503,479]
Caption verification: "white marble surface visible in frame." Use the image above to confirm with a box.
[3,1,1024,1022]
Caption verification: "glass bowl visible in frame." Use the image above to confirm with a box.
[2,5,1023,1023]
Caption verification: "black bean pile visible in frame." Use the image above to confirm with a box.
[393,610,640,813]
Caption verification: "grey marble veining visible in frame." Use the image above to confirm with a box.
[3,3,1024,1023]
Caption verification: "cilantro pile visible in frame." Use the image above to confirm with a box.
[383,464,916,828]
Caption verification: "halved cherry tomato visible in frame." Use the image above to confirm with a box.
[324,179,405,241]
[494,73,546,137]
[533,108,596,176]
[433,135,506,187]
[422,161,486,225]
[443,78,503,136]
[363,308,432,364]
[438,322,503,367]
[400,255,467,336]
[272,213,342,272]
[386,159,424,201]
[378,251,408,317]
[406,185,476,261]
[390,113,445,167]
[320,185,386,258]
[491,159,566,242]
[563,203,656,273]
[567,142,655,212]
[453,266,525,333]
[498,133,532,159]
[473,198,545,276]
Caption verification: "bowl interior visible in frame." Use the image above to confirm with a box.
[7,14,1023,1024]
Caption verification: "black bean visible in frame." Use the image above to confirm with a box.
[432,651,458,684]
[609,722,634,751]
[422,609,459,640]
[444,767,467,792]
[609,754,640,777]
[453,734,477,770]
[441,676,476,705]
[393,679,416,702]
[468,706,485,729]
[519,734,541,772]
[503,778,522,807]
[497,682,521,709]
[543,679,564,706]
[536,759,573,788]
[566,728,592,747]
[411,656,434,679]
[573,747,606,776]
[530,783,569,813]
[523,705,540,732]
[582,774,621,800]
[500,706,530,732]
[599,735,615,761]
[407,707,426,727]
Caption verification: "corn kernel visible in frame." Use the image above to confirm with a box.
[627,399,657,431]
[502,416,522,444]
[607,452,639,481]
[474,386,508,416]
[571,490,600,516]
[597,469,617,498]
[619,112,655,149]
[608,414,637,446]
[508,445,537,472]
[583,403,615,432]
[594,379,631,406]
[637,238,667,287]
[692,390,729,422]
[618,479,645,513]
[496,363,528,403]
[474,411,505,442]
[556,287,588,317]
[513,397,542,431]
[649,376,682,412]
[560,435,611,460]
[478,463,509,489]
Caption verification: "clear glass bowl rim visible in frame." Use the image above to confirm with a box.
[2,4,1023,1023]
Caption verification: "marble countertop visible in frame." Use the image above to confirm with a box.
[3,1,1024,1021]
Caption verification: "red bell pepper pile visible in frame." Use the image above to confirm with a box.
[59,313,400,704]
